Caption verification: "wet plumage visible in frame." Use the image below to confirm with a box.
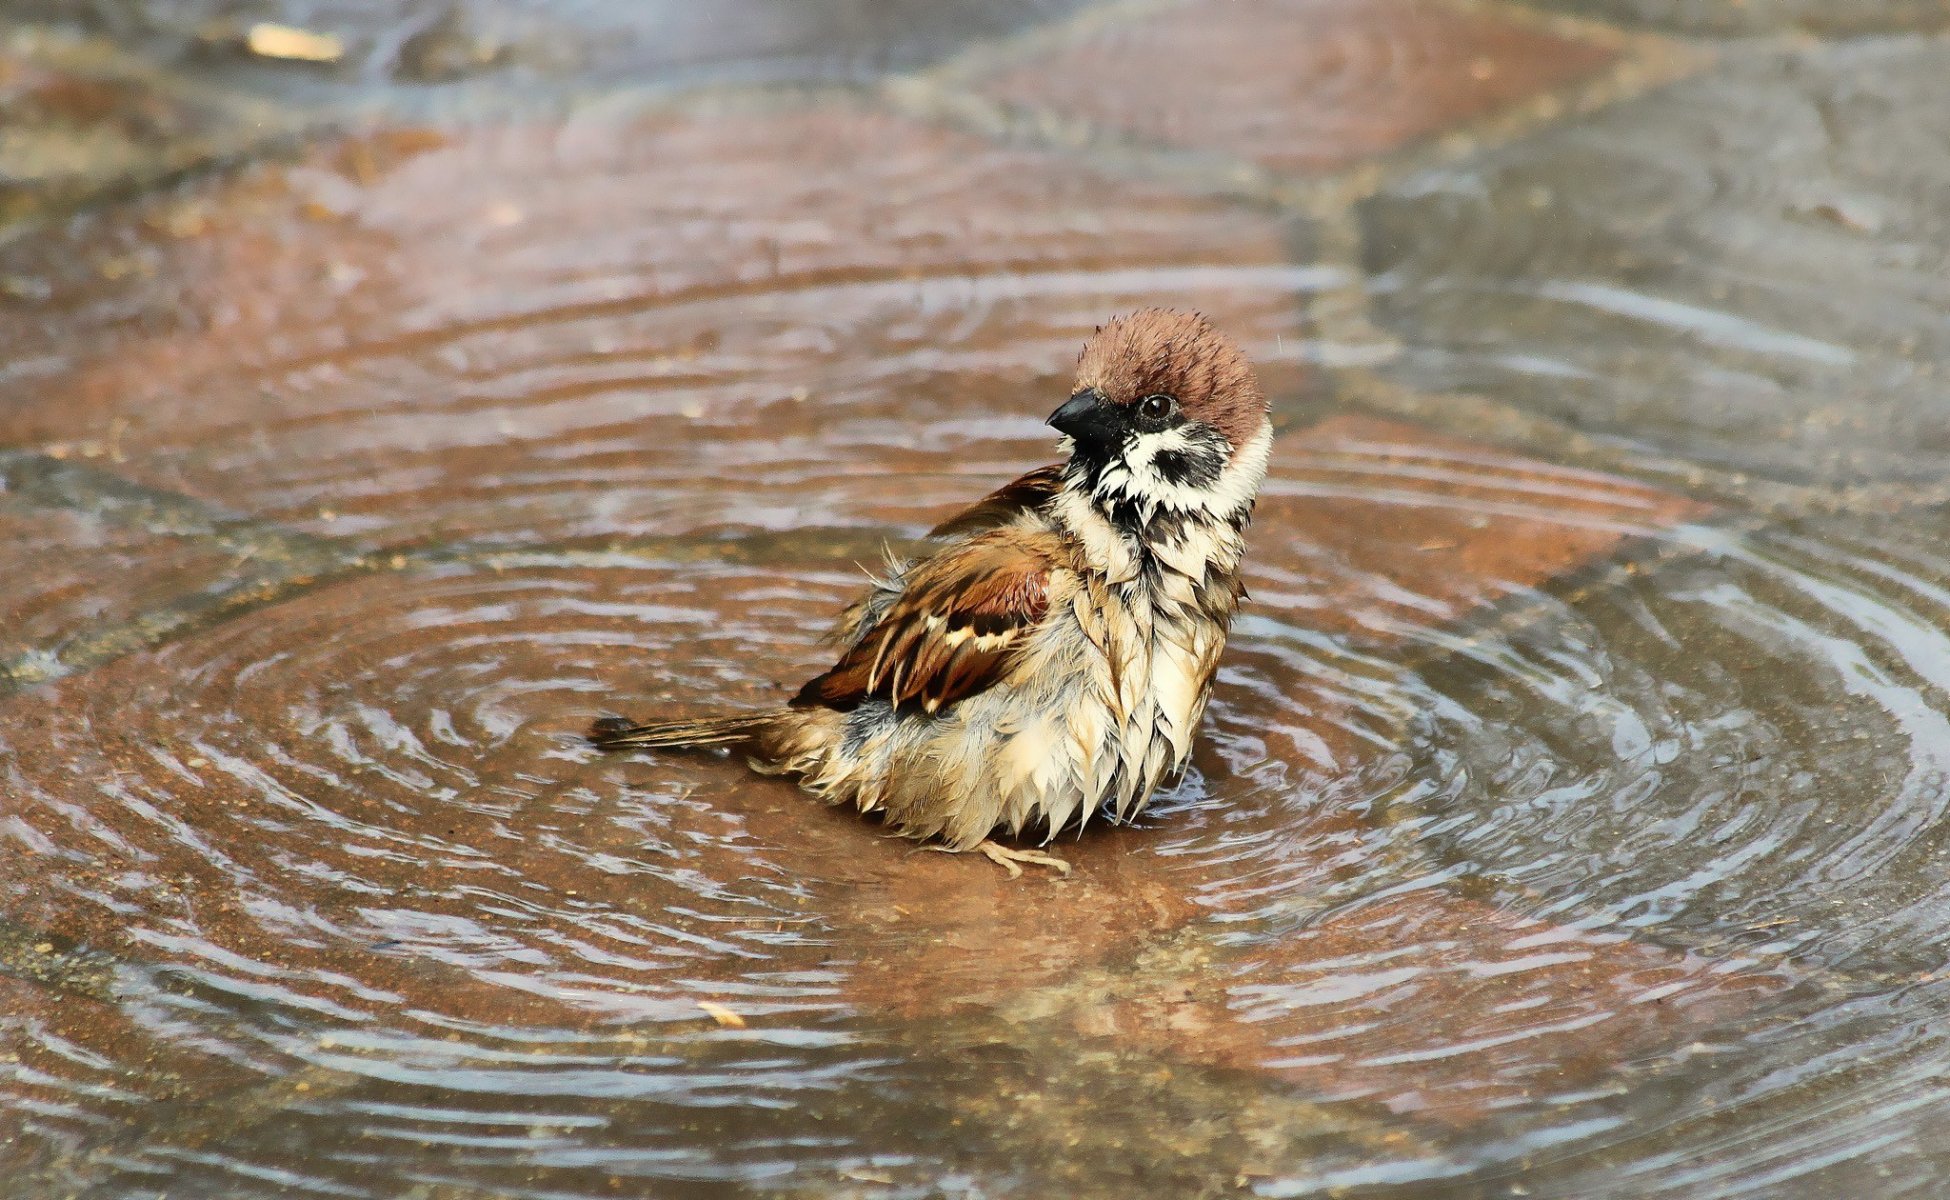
[590,310,1272,873]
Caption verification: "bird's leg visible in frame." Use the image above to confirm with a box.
[921,841,1071,878]
[977,841,1072,879]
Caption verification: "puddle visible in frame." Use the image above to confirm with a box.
[12,428,1915,1197]
[3,4,1950,1198]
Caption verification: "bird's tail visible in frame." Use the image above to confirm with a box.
[587,711,776,752]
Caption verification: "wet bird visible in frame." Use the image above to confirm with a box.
[590,309,1272,876]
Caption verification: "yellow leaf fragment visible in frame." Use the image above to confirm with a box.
[695,1001,746,1029]
[246,22,345,63]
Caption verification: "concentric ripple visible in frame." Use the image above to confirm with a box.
[1377,507,1950,1197]
[2,412,1874,1196]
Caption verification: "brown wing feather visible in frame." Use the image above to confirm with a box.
[926,464,1063,539]
[815,466,1062,651]
[793,530,1062,715]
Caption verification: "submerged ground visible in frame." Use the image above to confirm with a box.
[2,0,1949,1196]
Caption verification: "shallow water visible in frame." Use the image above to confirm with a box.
[3,2,1950,1197]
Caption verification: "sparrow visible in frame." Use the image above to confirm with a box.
[590,309,1272,876]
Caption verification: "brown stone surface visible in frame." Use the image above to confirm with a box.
[970,0,1619,175]
[0,11,1937,1192]
[1026,894,1777,1127]
[0,502,242,675]
[0,969,262,1179]
[1257,413,1710,639]
[0,40,278,227]
[0,106,1314,551]
[1207,413,1708,774]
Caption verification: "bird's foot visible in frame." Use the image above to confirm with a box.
[962,841,1072,879]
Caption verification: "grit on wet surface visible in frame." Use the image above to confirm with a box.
[3,2,1950,1198]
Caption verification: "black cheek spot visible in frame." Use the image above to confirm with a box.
[1153,446,1223,489]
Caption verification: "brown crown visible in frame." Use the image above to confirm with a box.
[1073,309,1267,449]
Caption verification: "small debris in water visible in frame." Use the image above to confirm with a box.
[0,275,53,303]
[1804,199,1884,235]
[144,202,210,239]
[696,1000,747,1028]
[244,23,346,64]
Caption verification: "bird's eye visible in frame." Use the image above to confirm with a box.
[1137,394,1176,423]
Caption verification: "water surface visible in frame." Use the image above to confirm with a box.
[3,2,1949,1197]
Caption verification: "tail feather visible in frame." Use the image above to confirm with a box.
[587,711,774,752]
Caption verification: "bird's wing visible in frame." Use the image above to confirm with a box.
[793,528,1065,714]
[819,465,1065,650]
[925,464,1064,539]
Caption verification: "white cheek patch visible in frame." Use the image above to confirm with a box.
[1208,420,1272,518]
[1092,421,1272,521]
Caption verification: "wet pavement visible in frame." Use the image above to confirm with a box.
[1,1,1948,1197]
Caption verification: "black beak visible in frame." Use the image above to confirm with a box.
[1048,388,1123,454]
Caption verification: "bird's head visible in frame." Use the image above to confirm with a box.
[1049,309,1271,525]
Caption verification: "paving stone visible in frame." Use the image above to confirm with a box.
[1361,38,1950,488]
[0,5,1914,1194]
[21,1020,1427,1200]
[849,821,1781,1129]
[0,105,1317,551]
[1168,413,1706,780]
[0,32,284,228]
[0,77,1776,1178]
[967,0,1618,176]
[1514,0,1950,36]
